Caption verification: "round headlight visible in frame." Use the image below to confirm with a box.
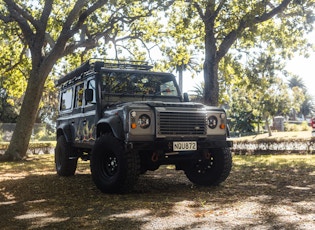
[208,115,218,129]
[138,114,150,129]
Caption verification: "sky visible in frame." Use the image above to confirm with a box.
[285,52,315,98]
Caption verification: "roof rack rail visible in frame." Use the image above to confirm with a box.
[56,58,153,86]
[100,59,153,71]
[55,61,91,86]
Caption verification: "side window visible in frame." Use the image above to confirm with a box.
[60,88,73,111]
[74,83,84,108]
[86,79,96,105]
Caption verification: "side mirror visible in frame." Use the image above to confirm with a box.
[183,92,189,102]
[85,89,94,103]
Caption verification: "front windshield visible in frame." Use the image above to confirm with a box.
[101,71,179,97]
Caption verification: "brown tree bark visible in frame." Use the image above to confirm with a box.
[1,57,56,160]
[202,2,219,106]
[2,72,46,160]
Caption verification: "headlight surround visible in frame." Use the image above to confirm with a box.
[138,114,151,129]
[207,115,218,129]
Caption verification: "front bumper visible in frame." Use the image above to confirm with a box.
[126,139,233,152]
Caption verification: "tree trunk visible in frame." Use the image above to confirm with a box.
[204,57,219,106]
[264,113,273,137]
[178,65,183,94]
[203,6,219,106]
[1,69,47,161]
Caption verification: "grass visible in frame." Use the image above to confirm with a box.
[0,153,314,229]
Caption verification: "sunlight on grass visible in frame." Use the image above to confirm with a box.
[0,154,55,173]
[233,154,315,170]
[1,153,314,175]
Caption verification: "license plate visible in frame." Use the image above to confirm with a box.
[173,141,197,151]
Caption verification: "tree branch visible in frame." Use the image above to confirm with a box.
[45,33,56,48]
[55,0,109,56]
[72,0,108,32]
[192,1,205,21]
[253,0,291,23]
[214,0,227,17]
[4,0,39,28]
[0,13,12,23]
[1,46,27,73]
[2,0,35,46]
[217,0,292,61]
[40,0,53,29]
[63,38,98,56]
[57,0,88,42]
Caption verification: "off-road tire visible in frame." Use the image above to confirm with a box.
[55,135,78,176]
[184,148,232,186]
[90,133,140,193]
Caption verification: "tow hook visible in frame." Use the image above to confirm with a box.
[203,151,211,160]
[151,152,159,162]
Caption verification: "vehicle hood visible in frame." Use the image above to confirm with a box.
[118,101,223,111]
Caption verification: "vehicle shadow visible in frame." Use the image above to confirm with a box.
[0,162,314,229]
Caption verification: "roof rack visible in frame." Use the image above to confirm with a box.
[98,59,153,71]
[55,61,90,86]
[56,59,153,86]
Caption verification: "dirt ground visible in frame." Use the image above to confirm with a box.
[0,154,314,230]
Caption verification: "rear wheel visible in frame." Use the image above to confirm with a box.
[55,135,78,176]
[184,148,232,186]
[90,133,140,193]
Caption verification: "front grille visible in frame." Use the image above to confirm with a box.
[157,111,207,137]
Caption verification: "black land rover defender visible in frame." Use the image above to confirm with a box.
[55,59,232,193]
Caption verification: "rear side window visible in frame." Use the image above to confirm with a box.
[60,88,73,111]
[74,83,84,108]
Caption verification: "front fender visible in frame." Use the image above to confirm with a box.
[56,123,75,143]
[97,116,124,140]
